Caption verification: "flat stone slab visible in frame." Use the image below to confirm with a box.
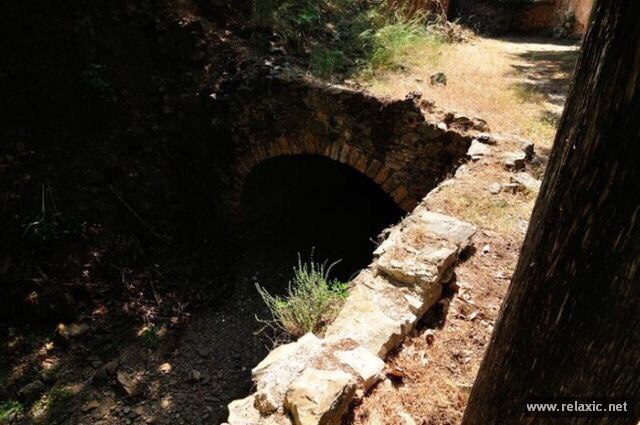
[335,346,385,395]
[510,172,542,192]
[325,272,418,357]
[503,151,527,170]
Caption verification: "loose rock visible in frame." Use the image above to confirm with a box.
[284,369,356,425]
[503,152,527,171]
[430,72,447,86]
[18,380,45,403]
[56,322,90,342]
[488,182,501,194]
[467,139,490,160]
[510,172,542,192]
[116,371,139,397]
[334,347,384,394]
[187,370,202,383]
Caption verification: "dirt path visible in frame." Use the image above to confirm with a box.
[362,35,579,150]
[349,36,579,425]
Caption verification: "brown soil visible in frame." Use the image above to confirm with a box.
[349,152,526,425]
[349,37,577,425]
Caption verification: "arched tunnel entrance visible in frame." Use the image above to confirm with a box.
[187,155,407,420]
[241,154,405,281]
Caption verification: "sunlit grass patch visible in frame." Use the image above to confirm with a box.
[511,83,547,104]
[440,185,536,234]
[358,15,444,77]
[523,115,558,150]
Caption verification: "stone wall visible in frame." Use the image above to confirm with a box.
[224,204,476,425]
[556,0,593,35]
[218,68,489,425]
[455,0,593,36]
[224,71,477,213]
[514,0,594,35]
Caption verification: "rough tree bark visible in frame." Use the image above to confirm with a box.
[462,0,640,424]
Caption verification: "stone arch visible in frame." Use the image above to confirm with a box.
[230,137,418,213]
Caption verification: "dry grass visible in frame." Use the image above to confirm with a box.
[351,35,580,425]
[352,156,529,424]
[436,182,536,234]
[356,36,579,149]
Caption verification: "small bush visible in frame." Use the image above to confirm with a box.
[358,12,445,76]
[256,256,349,339]
[272,0,324,51]
[140,325,161,349]
[252,0,276,26]
[0,401,23,422]
[310,48,347,78]
[363,16,427,69]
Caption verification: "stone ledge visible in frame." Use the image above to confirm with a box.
[224,206,475,425]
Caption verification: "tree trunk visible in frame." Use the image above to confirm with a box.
[462,0,640,424]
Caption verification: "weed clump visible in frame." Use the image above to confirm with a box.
[252,0,471,80]
[0,401,23,423]
[256,256,349,339]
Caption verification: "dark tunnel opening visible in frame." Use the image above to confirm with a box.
[241,154,405,282]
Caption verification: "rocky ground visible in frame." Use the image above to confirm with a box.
[349,37,577,424]
[350,133,541,425]
[2,239,308,425]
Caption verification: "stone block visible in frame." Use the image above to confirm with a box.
[413,210,477,247]
[467,139,490,160]
[328,143,341,161]
[278,137,292,155]
[374,166,392,185]
[334,347,384,393]
[354,156,368,173]
[325,273,417,357]
[228,395,292,425]
[365,159,382,180]
[392,186,409,204]
[400,197,418,212]
[251,333,325,415]
[339,144,351,163]
[510,172,542,192]
[284,369,356,425]
[503,151,527,170]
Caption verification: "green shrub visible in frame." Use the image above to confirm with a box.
[310,48,347,78]
[272,0,326,52]
[0,401,23,423]
[29,385,74,423]
[256,257,349,338]
[140,325,161,349]
[252,0,276,26]
[257,0,460,79]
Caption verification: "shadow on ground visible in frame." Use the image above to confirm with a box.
[510,46,580,111]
